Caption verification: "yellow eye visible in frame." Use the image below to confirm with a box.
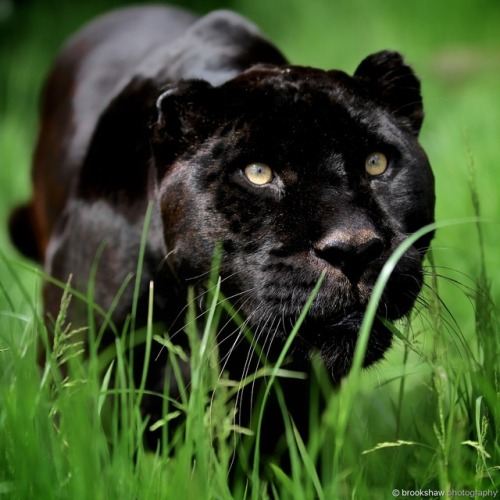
[365,152,388,176]
[244,163,273,185]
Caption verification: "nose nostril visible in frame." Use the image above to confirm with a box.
[313,235,384,276]
[357,237,384,262]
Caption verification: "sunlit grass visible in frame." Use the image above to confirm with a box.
[0,215,498,498]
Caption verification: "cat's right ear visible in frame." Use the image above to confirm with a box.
[152,80,215,170]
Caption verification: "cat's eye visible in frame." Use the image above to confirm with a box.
[244,163,273,185]
[365,152,388,176]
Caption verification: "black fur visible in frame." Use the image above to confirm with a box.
[9,6,435,449]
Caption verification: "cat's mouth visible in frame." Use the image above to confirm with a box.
[221,249,423,380]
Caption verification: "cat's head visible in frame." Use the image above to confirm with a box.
[149,51,434,378]
[90,51,435,379]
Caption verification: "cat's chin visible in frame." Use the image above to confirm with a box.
[285,311,394,382]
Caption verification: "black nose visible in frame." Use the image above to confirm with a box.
[314,232,384,280]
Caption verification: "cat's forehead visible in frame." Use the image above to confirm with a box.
[216,64,387,141]
[215,64,380,132]
[225,64,363,101]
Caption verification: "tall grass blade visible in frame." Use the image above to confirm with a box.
[251,270,326,497]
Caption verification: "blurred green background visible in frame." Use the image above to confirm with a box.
[1,0,499,329]
[0,0,499,494]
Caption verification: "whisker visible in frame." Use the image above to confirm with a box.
[156,272,244,347]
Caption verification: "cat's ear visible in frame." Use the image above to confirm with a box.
[152,80,215,171]
[79,77,159,200]
[354,50,423,136]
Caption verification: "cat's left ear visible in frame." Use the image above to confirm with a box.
[354,50,423,136]
[151,79,216,173]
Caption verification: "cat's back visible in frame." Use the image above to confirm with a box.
[23,6,195,257]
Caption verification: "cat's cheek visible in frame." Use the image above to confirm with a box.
[158,179,224,275]
[380,253,424,319]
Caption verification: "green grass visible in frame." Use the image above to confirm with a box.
[1,0,500,497]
